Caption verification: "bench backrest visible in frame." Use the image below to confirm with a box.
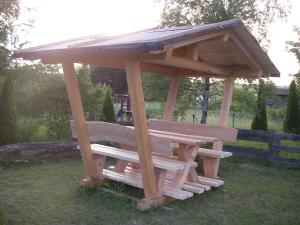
[70,121,172,156]
[148,119,238,143]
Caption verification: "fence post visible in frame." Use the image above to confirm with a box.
[269,132,281,162]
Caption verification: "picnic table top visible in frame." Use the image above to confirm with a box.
[148,129,219,146]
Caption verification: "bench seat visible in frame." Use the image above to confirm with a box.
[197,148,233,158]
[91,144,186,172]
[102,169,193,200]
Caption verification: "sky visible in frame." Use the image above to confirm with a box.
[18,0,300,87]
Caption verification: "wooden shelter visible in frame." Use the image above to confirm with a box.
[14,19,279,210]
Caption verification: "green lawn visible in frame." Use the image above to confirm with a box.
[0,157,299,225]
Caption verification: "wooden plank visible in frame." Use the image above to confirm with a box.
[237,129,275,143]
[62,62,96,185]
[123,167,202,196]
[182,183,204,194]
[165,171,211,191]
[149,132,210,145]
[102,169,193,200]
[198,176,224,187]
[273,145,300,153]
[91,144,186,171]
[198,148,233,158]
[223,145,269,160]
[149,129,219,142]
[144,56,234,76]
[149,119,238,143]
[185,181,211,191]
[71,121,172,156]
[163,75,180,120]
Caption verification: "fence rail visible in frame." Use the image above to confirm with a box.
[224,129,300,166]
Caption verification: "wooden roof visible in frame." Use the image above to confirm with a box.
[13,19,279,78]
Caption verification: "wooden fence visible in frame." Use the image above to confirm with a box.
[224,129,300,166]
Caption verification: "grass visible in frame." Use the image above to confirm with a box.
[0,157,299,225]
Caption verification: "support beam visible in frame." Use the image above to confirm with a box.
[205,77,235,178]
[163,75,180,120]
[62,62,96,185]
[125,61,157,200]
[144,56,234,76]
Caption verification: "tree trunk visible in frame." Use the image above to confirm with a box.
[200,78,210,124]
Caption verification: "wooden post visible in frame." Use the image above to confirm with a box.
[125,61,157,200]
[62,62,96,186]
[205,77,234,178]
[163,75,180,120]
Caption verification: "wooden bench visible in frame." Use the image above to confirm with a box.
[71,121,195,203]
[148,119,237,177]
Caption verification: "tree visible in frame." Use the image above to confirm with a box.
[251,80,268,131]
[101,87,116,123]
[284,80,299,134]
[0,75,17,145]
[0,0,20,75]
[232,85,256,115]
[287,27,300,92]
[90,67,128,95]
[160,0,289,123]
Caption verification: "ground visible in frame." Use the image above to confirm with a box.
[0,156,299,225]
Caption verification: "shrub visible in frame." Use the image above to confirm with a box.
[101,87,116,123]
[0,75,17,145]
[251,80,268,131]
[284,80,299,134]
[16,117,40,142]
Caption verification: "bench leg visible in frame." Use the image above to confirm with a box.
[202,157,218,178]
[114,160,128,173]
[94,155,107,185]
[137,168,167,211]
[155,168,167,197]
[137,197,167,211]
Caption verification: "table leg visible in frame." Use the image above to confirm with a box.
[172,144,198,187]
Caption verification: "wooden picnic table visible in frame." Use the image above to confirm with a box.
[148,129,225,188]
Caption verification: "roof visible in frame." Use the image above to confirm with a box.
[13,19,280,78]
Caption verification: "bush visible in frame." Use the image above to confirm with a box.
[251,80,268,131]
[284,80,299,134]
[0,75,17,145]
[101,87,116,123]
[16,117,40,142]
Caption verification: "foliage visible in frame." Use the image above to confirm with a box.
[16,117,40,142]
[8,63,109,141]
[142,73,170,101]
[101,87,116,123]
[0,0,20,74]
[283,80,299,134]
[232,85,256,114]
[251,80,268,131]
[0,75,17,145]
[90,67,128,95]
[77,65,104,121]
[287,27,300,85]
